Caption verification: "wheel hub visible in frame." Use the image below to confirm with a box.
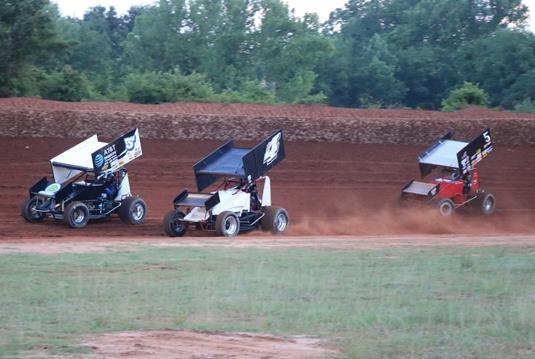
[439,203,453,216]
[172,214,185,232]
[224,216,238,234]
[73,209,86,224]
[484,198,494,211]
[275,213,287,231]
[132,203,145,221]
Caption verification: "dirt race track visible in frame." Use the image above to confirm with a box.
[1,136,534,244]
[0,98,534,244]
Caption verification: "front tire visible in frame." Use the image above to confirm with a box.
[480,193,496,215]
[261,206,289,234]
[118,197,147,225]
[163,209,187,237]
[437,199,455,217]
[21,197,45,223]
[215,211,240,237]
[64,201,90,229]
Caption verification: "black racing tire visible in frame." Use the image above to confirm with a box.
[480,193,496,216]
[261,206,289,234]
[215,211,240,237]
[118,197,147,225]
[437,199,455,217]
[21,197,45,223]
[64,201,90,229]
[163,209,187,237]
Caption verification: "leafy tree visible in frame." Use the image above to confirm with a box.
[514,98,535,113]
[217,80,276,103]
[441,82,489,111]
[51,5,148,98]
[0,0,60,95]
[124,0,190,72]
[166,69,216,101]
[504,70,535,108]
[322,0,529,109]
[459,29,535,107]
[124,71,168,104]
[68,22,113,74]
[40,65,90,101]
[385,0,528,48]
[186,0,257,90]
[2,0,535,110]
[276,70,317,103]
[318,33,405,107]
[124,68,215,104]
[254,1,333,102]
[10,65,47,97]
[124,0,331,102]
[355,35,406,106]
[395,46,458,108]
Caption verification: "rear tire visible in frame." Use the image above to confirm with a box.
[261,206,289,234]
[163,209,187,237]
[480,193,496,215]
[215,211,240,237]
[118,197,146,225]
[21,197,45,223]
[437,199,455,217]
[64,201,90,228]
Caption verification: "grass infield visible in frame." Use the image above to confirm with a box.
[1,245,534,358]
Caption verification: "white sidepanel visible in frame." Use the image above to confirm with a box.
[402,181,437,195]
[37,183,63,197]
[261,176,271,207]
[115,173,131,201]
[52,167,83,184]
[212,189,251,215]
[184,207,209,222]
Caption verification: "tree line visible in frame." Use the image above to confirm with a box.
[1,0,535,111]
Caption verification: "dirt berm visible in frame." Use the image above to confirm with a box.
[1,98,535,145]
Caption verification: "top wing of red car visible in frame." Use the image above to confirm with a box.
[418,129,492,177]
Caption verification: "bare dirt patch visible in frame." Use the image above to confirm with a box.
[2,235,535,255]
[60,330,332,359]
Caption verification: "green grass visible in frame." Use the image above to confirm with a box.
[1,246,534,358]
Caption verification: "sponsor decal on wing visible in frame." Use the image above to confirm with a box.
[124,133,137,151]
[263,132,281,166]
[124,130,142,161]
[94,154,105,169]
